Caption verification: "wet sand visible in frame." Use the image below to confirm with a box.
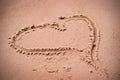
[0,0,120,80]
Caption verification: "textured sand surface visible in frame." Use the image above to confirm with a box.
[0,0,120,80]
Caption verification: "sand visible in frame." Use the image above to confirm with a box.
[0,0,120,80]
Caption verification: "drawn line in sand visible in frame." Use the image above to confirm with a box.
[8,15,108,78]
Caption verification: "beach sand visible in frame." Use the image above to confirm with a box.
[0,0,120,80]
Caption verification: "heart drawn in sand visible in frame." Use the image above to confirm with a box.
[8,15,106,77]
